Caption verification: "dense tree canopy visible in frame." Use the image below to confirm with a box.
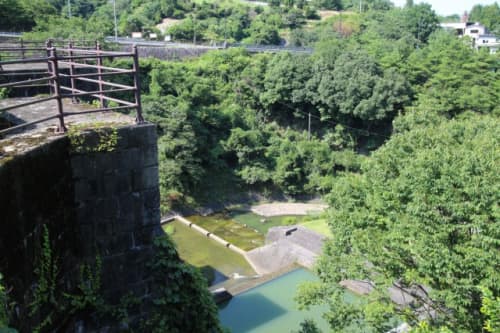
[407,31,500,116]
[298,114,500,332]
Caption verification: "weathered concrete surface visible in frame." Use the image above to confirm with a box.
[266,225,326,254]
[245,226,326,275]
[245,240,318,275]
[1,97,134,133]
[0,98,135,163]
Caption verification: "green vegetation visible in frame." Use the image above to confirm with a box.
[469,2,500,34]
[297,114,500,332]
[299,218,331,238]
[67,123,120,153]
[29,226,60,333]
[1,225,221,332]
[0,273,16,333]
[144,235,223,333]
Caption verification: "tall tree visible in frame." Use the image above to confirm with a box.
[297,114,500,332]
[314,50,410,122]
[469,3,500,34]
[403,3,439,43]
[312,0,342,10]
[407,31,500,116]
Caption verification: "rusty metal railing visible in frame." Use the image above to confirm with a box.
[0,40,144,136]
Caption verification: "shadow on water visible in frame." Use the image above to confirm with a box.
[219,293,286,333]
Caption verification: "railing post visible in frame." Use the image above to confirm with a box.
[20,38,25,59]
[132,45,144,124]
[49,47,66,133]
[68,41,77,103]
[96,42,105,108]
[46,40,54,96]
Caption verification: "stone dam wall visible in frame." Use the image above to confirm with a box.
[0,123,162,331]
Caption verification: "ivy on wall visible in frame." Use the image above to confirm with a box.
[144,235,224,333]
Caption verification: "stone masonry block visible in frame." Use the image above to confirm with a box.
[95,153,114,175]
[75,202,95,225]
[141,207,160,226]
[132,166,159,191]
[71,154,97,179]
[117,193,141,218]
[133,226,156,247]
[126,124,157,148]
[103,171,132,196]
[142,146,158,168]
[109,232,134,254]
[74,180,93,202]
[94,217,114,237]
[142,188,160,210]
[114,216,136,233]
[116,148,143,171]
[95,197,120,220]
[114,128,129,150]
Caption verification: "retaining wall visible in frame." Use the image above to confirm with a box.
[0,123,162,331]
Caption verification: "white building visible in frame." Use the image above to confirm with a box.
[464,23,487,41]
[476,34,500,54]
[440,13,499,54]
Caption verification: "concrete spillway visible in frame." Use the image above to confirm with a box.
[163,215,247,256]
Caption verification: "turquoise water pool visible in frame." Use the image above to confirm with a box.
[218,268,330,333]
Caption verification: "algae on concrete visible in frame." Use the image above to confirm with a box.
[164,220,256,285]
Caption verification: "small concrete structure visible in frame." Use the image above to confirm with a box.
[245,226,326,275]
[267,225,326,254]
[211,287,233,304]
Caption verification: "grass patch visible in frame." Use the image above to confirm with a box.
[299,218,332,238]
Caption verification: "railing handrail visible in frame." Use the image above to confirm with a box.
[0,41,144,136]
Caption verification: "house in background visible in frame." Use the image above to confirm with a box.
[441,11,499,54]
[475,34,500,54]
